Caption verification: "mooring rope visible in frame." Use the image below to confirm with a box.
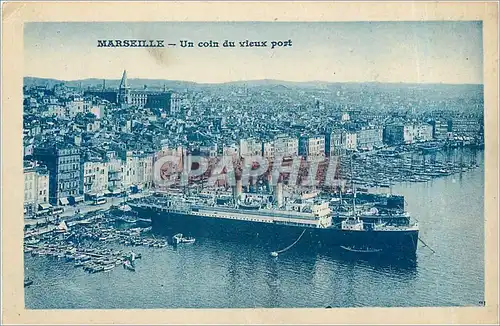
[418,237,436,253]
[272,229,307,255]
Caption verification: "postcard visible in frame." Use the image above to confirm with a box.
[1,1,498,325]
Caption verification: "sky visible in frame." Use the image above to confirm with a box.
[24,21,483,84]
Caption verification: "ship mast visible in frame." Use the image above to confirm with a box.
[350,153,358,221]
[338,183,343,212]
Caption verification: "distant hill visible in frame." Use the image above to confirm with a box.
[23,76,483,96]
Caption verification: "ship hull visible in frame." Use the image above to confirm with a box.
[132,206,419,255]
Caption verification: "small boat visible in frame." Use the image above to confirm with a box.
[82,264,91,271]
[93,266,105,273]
[118,215,137,223]
[270,251,279,257]
[103,264,115,272]
[80,255,91,262]
[24,278,33,287]
[74,261,85,268]
[180,237,196,244]
[340,246,383,253]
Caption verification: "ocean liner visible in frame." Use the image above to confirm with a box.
[129,178,419,255]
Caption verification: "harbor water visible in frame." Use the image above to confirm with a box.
[24,150,484,309]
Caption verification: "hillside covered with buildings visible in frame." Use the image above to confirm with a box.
[23,71,484,215]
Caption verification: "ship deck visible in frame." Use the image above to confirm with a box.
[132,202,322,227]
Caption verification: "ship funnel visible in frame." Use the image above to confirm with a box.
[274,179,283,208]
[233,179,243,205]
[266,173,272,193]
[249,177,256,193]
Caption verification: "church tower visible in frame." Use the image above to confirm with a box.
[117,70,131,105]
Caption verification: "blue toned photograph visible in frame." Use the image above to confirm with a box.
[23,21,484,309]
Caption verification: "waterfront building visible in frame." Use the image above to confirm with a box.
[403,124,415,143]
[430,119,452,140]
[344,132,357,150]
[198,144,218,157]
[155,145,184,160]
[82,160,109,196]
[413,123,433,142]
[383,123,427,145]
[23,161,49,214]
[325,132,333,157]
[222,144,239,158]
[356,127,383,150]
[325,129,345,156]
[383,124,405,145]
[384,123,434,144]
[262,135,299,160]
[152,146,184,185]
[262,141,275,160]
[450,117,482,138]
[299,135,325,159]
[239,138,262,157]
[107,158,124,194]
[33,143,82,206]
[121,151,154,190]
[274,136,299,158]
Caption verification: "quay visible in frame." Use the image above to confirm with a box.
[24,191,151,227]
